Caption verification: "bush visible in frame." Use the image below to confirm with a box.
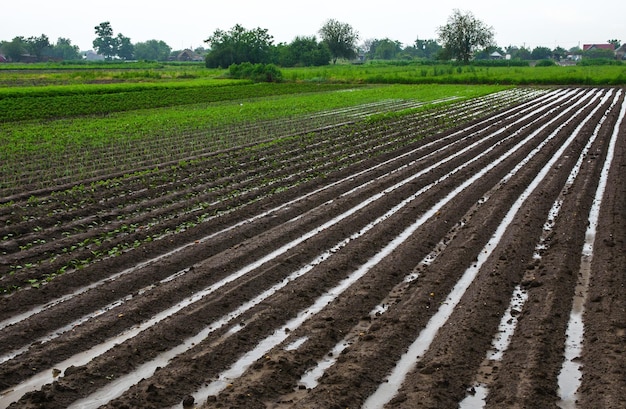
[535,59,556,67]
[470,59,529,67]
[228,63,283,82]
[578,58,623,66]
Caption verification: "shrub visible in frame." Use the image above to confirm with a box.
[578,58,623,66]
[228,63,283,82]
[470,59,529,67]
[535,59,556,67]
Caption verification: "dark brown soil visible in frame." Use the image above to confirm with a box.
[1,88,624,409]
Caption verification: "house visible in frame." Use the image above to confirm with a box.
[176,49,204,62]
[83,50,105,61]
[616,44,626,60]
[582,44,615,52]
[0,55,7,63]
[490,51,503,60]
[582,44,617,59]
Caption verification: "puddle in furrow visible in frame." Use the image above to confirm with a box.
[299,339,352,389]
[0,91,544,335]
[363,89,608,409]
[487,286,529,361]
[458,287,530,408]
[558,91,625,409]
[459,384,489,409]
[298,294,406,390]
[186,90,581,406]
[190,182,456,403]
[458,89,620,409]
[284,337,308,351]
[0,293,133,365]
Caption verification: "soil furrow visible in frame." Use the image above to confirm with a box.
[3,88,623,409]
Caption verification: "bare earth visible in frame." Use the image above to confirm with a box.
[0,87,624,409]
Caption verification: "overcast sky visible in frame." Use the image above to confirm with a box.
[2,0,624,52]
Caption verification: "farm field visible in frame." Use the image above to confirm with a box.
[284,63,626,86]
[0,85,625,409]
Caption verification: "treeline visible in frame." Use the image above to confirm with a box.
[0,34,182,63]
[0,35,82,62]
[1,19,623,67]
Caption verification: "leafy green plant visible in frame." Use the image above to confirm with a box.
[535,59,557,67]
[228,63,283,82]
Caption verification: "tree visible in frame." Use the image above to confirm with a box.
[437,9,494,63]
[552,46,568,61]
[93,22,118,59]
[276,36,330,67]
[134,39,172,61]
[25,34,51,61]
[1,37,27,61]
[531,46,552,60]
[367,38,402,60]
[412,38,442,59]
[47,38,81,60]
[116,34,134,60]
[92,22,133,60]
[608,39,621,49]
[318,19,359,64]
[204,24,274,68]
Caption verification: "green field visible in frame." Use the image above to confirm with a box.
[1,60,623,194]
[285,62,626,85]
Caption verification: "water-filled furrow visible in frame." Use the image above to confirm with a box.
[557,91,626,409]
[457,88,621,409]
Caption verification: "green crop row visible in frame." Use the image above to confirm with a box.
[0,82,356,122]
[0,84,506,194]
[0,63,214,86]
[1,84,504,152]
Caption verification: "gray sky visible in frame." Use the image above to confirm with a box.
[2,0,624,52]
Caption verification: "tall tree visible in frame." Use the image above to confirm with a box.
[367,38,402,60]
[93,21,118,59]
[25,34,51,60]
[413,38,442,59]
[48,37,81,60]
[204,24,274,68]
[277,36,330,67]
[437,9,494,63]
[1,37,27,61]
[116,33,134,60]
[531,46,552,60]
[134,39,172,61]
[607,39,621,49]
[318,19,359,64]
[552,46,568,61]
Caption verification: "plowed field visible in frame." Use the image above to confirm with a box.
[1,87,625,409]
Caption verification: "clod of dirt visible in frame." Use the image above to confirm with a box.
[182,394,195,407]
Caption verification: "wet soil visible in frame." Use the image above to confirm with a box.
[1,88,624,409]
